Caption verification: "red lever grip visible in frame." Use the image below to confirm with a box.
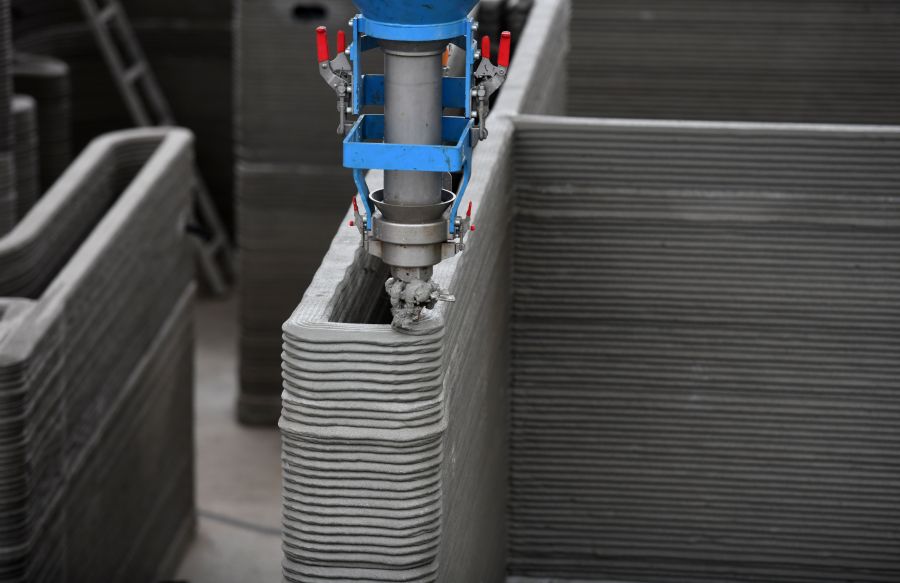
[316,26,329,63]
[481,35,491,60]
[498,31,512,68]
[336,30,347,54]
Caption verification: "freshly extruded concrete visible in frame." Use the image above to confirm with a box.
[508,115,900,582]
[0,128,196,582]
[278,1,570,581]
[567,0,900,123]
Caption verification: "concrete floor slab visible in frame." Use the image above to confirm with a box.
[176,297,282,582]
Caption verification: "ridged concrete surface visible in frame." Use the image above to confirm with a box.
[13,0,234,230]
[281,309,446,581]
[12,95,38,218]
[278,1,570,580]
[508,115,900,582]
[0,129,196,582]
[568,1,900,124]
[12,52,72,193]
[235,0,364,424]
[0,0,12,236]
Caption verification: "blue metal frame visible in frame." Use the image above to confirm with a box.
[347,14,475,235]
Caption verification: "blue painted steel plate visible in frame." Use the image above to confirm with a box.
[352,0,478,26]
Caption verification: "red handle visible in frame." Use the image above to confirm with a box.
[316,26,329,62]
[498,31,512,68]
[481,35,491,60]
[336,30,347,54]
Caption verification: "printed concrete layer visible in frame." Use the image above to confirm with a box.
[237,164,357,424]
[0,129,188,297]
[12,95,38,218]
[567,0,900,124]
[0,152,13,237]
[235,0,371,424]
[508,115,900,582]
[12,52,72,192]
[278,1,571,581]
[0,128,196,582]
[13,1,234,230]
[0,0,12,236]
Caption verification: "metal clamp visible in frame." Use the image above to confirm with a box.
[316,27,353,135]
[473,31,511,140]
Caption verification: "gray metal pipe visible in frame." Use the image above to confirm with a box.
[382,42,444,212]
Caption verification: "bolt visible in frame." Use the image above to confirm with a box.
[475,50,482,60]
[349,220,355,227]
[472,22,479,31]
[346,107,352,114]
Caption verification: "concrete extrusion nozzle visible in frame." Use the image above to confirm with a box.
[316,0,510,329]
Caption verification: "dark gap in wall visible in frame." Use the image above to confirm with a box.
[331,253,393,325]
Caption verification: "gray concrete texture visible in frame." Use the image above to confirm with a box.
[0,128,196,581]
[12,52,72,193]
[11,0,234,231]
[567,0,900,124]
[11,94,37,216]
[507,116,900,582]
[175,297,282,583]
[278,1,570,581]
[235,0,368,425]
[0,0,12,236]
[273,1,900,580]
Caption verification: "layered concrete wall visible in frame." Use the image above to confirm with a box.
[568,0,900,124]
[12,0,233,228]
[0,0,13,235]
[0,128,196,582]
[279,1,570,580]
[12,52,71,193]
[507,115,900,582]
[236,0,365,424]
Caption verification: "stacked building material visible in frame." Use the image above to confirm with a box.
[508,115,900,582]
[235,0,363,424]
[0,0,13,236]
[568,0,900,123]
[281,294,446,582]
[278,1,570,580]
[0,152,12,235]
[0,128,196,582]
[12,0,234,230]
[12,95,38,217]
[12,53,71,191]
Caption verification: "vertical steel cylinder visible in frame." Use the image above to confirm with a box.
[381,41,445,213]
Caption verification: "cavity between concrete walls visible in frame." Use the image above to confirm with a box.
[0,128,196,582]
[507,116,900,582]
[279,0,570,581]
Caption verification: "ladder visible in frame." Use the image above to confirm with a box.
[75,0,235,295]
